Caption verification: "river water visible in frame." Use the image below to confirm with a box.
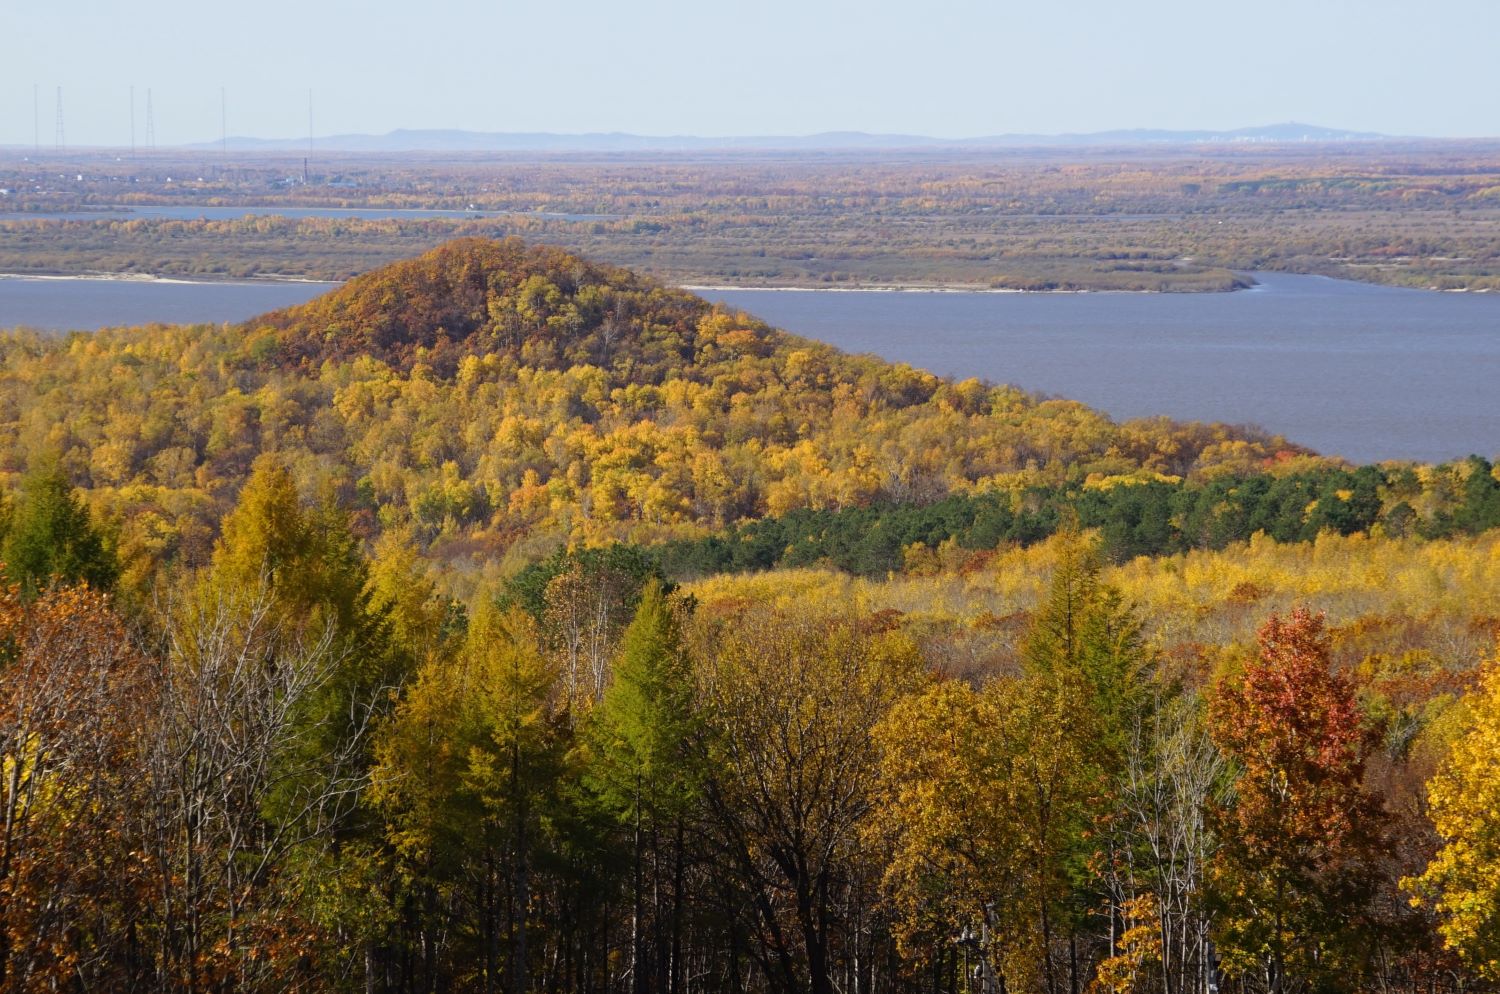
[1,271,1495,463]
[705,275,1500,464]
[0,275,339,331]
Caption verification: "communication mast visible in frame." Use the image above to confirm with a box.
[145,89,156,149]
[220,86,228,158]
[54,86,64,149]
[33,84,39,154]
[306,88,313,183]
[130,85,136,157]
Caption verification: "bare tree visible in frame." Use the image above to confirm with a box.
[1120,691,1225,994]
[145,577,380,993]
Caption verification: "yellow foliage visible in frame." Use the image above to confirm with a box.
[1406,650,1500,978]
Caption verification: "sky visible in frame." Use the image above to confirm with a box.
[2,0,1497,146]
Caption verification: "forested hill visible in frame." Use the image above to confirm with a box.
[3,237,1317,593]
[256,238,707,375]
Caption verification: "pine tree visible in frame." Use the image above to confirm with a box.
[1,459,118,597]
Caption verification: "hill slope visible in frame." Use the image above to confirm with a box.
[0,238,1310,586]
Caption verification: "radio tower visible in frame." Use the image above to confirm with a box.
[220,86,227,158]
[145,89,156,149]
[33,84,39,154]
[54,86,64,149]
[305,88,313,183]
[130,85,136,157]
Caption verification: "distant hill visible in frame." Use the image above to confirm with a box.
[202,123,1395,153]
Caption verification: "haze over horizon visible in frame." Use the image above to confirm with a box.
[3,0,1498,147]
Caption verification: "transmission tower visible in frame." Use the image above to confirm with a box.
[54,86,64,149]
[145,89,156,149]
[130,85,136,157]
[305,88,313,183]
[33,84,39,153]
[220,86,227,158]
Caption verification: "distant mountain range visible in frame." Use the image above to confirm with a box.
[201,123,1395,153]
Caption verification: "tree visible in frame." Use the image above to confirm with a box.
[584,580,702,994]
[203,455,405,788]
[373,602,562,994]
[1116,692,1225,994]
[1208,608,1383,994]
[197,456,412,988]
[1024,530,1156,991]
[147,578,368,994]
[0,583,155,992]
[1407,647,1500,979]
[696,607,925,994]
[870,673,1102,994]
[0,459,118,597]
[508,545,663,714]
[1024,531,1153,752]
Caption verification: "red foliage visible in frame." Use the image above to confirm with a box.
[1213,607,1378,859]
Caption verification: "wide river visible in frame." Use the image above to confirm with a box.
[0,271,1495,464]
[708,275,1500,465]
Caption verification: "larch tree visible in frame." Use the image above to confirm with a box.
[584,580,702,994]
[1023,530,1156,991]
[870,673,1101,994]
[373,602,562,994]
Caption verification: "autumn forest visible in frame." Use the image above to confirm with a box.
[3,236,1500,994]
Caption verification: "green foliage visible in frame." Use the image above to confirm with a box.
[585,581,701,824]
[506,543,665,624]
[654,463,1435,579]
[1024,531,1153,754]
[0,458,118,597]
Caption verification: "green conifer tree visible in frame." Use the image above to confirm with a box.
[1,459,118,597]
[585,581,702,994]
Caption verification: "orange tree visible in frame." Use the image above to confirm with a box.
[1208,608,1383,994]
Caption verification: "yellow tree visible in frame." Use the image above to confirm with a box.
[1407,647,1500,978]
[697,607,925,994]
[373,602,561,993]
[870,673,1101,994]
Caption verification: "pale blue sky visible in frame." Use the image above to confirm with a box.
[2,0,1496,146]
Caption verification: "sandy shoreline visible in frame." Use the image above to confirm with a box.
[681,282,1202,295]
[0,271,342,287]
